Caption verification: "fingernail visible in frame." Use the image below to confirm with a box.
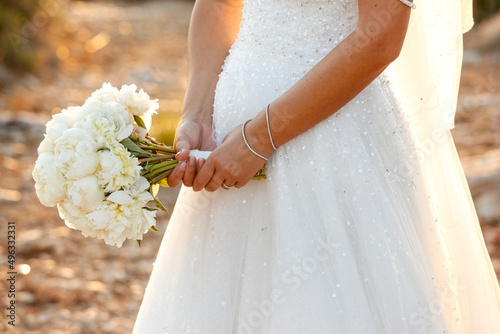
[179,162,186,171]
[175,150,184,160]
[199,158,205,168]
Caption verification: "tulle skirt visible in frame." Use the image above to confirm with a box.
[133,44,500,334]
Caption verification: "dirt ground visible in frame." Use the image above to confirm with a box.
[0,1,499,333]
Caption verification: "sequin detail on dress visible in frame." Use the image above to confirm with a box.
[133,1,500,333]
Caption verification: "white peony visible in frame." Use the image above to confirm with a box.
[73,107,133,147]
[119,84,150,115]
[33,83,164,247]
[83,82,158,126]
[80,83,158,141]
[96,143,141,192]
[45,108,79,143]
[73,115,116,148]
[134,124,148,140]
[57,200,95,237]
[109,175,153,204]
[86,177,156,247]
[87,82,120,104]
[66,175,105,212]
[53,128,100,180]
[37,137,55,154]
[79,100,134,135]
[119,84,159,120]
[32,152,67,207]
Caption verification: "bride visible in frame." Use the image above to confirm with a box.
[133,0,500,332]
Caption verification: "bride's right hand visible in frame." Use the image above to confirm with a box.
[166,119,216,188]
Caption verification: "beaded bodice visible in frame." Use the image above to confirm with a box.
[233,0,359,65]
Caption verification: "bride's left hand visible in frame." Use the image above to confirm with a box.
[192,123,270,192]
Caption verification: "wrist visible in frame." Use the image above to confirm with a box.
[180,106,213,125]
[244,110,276,158]
[181,92,214,124]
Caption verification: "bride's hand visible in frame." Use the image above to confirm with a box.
[166,119,216,188]
[192,121,271,192]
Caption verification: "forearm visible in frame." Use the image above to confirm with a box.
[191,0,414,191]
[182,0,243,123]
[246,1,412,156]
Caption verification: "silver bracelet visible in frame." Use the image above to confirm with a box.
[399,0,416,9]
[241,120,269,161]
[266,104,278,151]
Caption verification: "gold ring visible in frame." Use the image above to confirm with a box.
[222,182,234,190]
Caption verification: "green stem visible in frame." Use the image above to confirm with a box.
[135,140,176,152]
[145,135,162,145]
[150,169,174,184]
[138,155,175,163]
[131,136,176,152]
[137,145,176,154]
[131,135,267,183]
[143,162,179,179]
[149,146,176,154]
[148,160,179,173]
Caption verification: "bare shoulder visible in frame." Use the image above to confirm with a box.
[202,0,243,8]
[355,0,412,57]
[357,0,411,22]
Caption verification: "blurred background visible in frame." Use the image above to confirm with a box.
[0,0,499,333]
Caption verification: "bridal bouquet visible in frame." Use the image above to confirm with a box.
[33,83,265,248]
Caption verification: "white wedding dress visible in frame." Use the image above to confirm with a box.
[133,0,500,333]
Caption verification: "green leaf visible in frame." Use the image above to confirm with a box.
[137,239,142,247]
[134,115,147,129]
[150,183,160,197]
[158,178,170,188]
[151,197,167,211]
[120,137,152,156]
[142,206,158,212]
[150,225,159,232]
[98,146,111,152]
